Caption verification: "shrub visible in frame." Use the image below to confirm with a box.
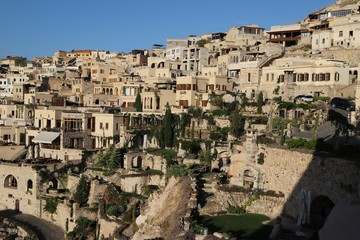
[257,153,265,165]
[106,204,126,217]
[286,138,317,150]
[227,205,246,215]
[256,135,275,145]
[44,197,58,214]
[142,185,160,196]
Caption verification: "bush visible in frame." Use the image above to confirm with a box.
[286,138,317,150]
[142,185,160,196]
[227,205,246,215]
[106,204,126,217]
[256,135,275,145]
[257,153,265,165]
[44,197,58,214]
[166,164,191,179]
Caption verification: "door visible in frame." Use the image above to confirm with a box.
[15,199,20,211]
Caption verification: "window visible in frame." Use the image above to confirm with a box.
[322,38,325,44]
[27,179,33,190]
[248,73,251,82]
[105,123,109,130]
[320,73,325,81]
[316,39,319,45]
[350,31,353,37]
[339,31,343,37]
[325,73,331,81]
[179,100,188,107]
[116,123,119,130]
[335,72,340,81]
[100,122,103,129]
[278,75,285,83]
[304,73,309,81]
[4,175,17,188]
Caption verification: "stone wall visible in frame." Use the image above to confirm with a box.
[116,174,165,194]
[124,152,166,171]
[40,199,97,234]
[320,48,360,67]
[214,188,286,218]
[261,146,360,217]
[0,163,41,217]
[228,145,360,218]
[62,130,93,150]
[40,199,75,233]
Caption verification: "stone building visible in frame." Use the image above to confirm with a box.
[0,163,41,217]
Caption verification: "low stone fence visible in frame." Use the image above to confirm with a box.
[214,185,286,218]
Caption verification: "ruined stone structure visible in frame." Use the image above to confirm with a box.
[124,152,166,171]
[0,163,41,217]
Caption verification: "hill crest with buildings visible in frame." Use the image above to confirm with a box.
[0,1,359,239]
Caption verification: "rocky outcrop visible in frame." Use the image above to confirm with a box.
[134,176,193,240]
[0,217,37,240]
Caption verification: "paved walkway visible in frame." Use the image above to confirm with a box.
[0,210,65,240]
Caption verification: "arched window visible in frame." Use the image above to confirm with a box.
[4,175,17,188]
[27,179,33,190]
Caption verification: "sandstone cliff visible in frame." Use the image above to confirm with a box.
[133,176,193,240]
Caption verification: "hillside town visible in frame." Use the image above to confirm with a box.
[0,0,360,239]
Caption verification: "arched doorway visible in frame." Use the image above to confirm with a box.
[310,195,335,229]
[243,170,255,189]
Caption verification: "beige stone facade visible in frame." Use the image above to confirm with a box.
[0,163,41,216]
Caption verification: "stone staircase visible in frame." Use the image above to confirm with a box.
[198,174,225,216]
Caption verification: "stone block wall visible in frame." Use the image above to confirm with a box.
[214,189,286,218]
[261,146,360,217]
[0,163,41,217]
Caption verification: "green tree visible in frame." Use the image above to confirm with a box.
[257,92,264,114]
[179,113,190,138]
[73,175,90,207]
[108,146,121,169]
[44,197,58,214]
[67,217,96,240]
[163,104,174,148]
[134,92,142,112]
[229,110,244,139]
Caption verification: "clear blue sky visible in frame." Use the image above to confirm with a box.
[0,0,335,59]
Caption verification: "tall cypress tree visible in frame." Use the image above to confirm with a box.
[134,92,142,112]
[257,92,264,114]
[163,104,173,148]
[73,175,90,207]
[230,110,243,139]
